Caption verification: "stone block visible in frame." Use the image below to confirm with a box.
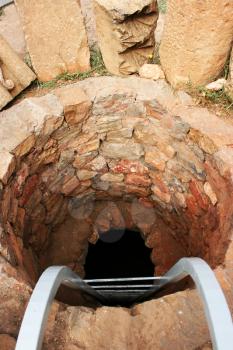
[0,34,35,110]
[0,151,15,185]
[0,94,63,154]
[54,86,92,126]
[15,0,90,81]
[101,140,144,160]
[139,63,165,80]
[0,4,26,58]
[94,0,158,75]
[160,0,233,87]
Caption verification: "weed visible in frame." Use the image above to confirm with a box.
[223,56,230,80]
[90,48,108,75]
[148,48,160,65]
[24,53,34,70]
[158,0,167,13]
[198,86,233,109]
[0,8,4,18]
[187,83,233,113]
[36,49,109,89]
[36,80,57,89]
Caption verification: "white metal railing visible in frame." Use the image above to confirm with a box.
[15,258,233,350]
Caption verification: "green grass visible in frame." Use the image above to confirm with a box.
[24,53,34,70]
[37,49,109,89]
[187,82,233,112]
[0,8,4,17]
[198,86,233,110]
[158,0,167,13]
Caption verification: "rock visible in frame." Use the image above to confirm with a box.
[85,155,107,172]
[0,4,26,58]
[0,34,35,110]
[15,0,90,82]
[77,139,100,155]
[107,128,133,141]
[54,86,92,126]
[214,147,233,177]
[160,0,233,88]
[173,105,233,154]
[145,148,168,171]
[0,334,16,350]
[205,78,227,91]
[0,151,15,185]
[76,170,97,181]
[73,152,98,170]
[204,182,217,206]
[109,159,149,175]
[80,0,98,48]
[155,13,165,44]
[125,174,151,187]
[152,184,171,203]
[95,115,122,133]
[101,140,144,160]
[100,173,124,182]
[139,64,165,80]
[61,176,80,196]
[0,94,63,154]
[51,289,210,350]
[0,259,31,336]
[94,0,158,75]
[77,76,194,111]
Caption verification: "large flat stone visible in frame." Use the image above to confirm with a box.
[101,140,144,160]
[94,0,158,75]
[0,4,26,58]
[0,34,35,110]
[15,0,90,82]
[173,105,233,153]
[160,0,233,88]
[0,94,63,154]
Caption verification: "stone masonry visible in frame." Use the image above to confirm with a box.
[94,0,158,75]
[0,76,233,277]
[15,0,90,82]
[0,77,233,348]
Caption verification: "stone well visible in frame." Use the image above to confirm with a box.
[1,77,233,345]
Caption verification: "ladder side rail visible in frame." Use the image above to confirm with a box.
[15,266,106,350]
[139,258,233,350]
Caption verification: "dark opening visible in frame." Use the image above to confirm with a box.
[85,229,154,279]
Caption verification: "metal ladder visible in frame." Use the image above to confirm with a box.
[15,258,233,350]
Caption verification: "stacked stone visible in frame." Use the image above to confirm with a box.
[94,0,158,75]
[0,77,233,280]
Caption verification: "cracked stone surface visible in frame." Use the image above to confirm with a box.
[94,0,158,75]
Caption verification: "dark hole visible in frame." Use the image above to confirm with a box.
[85,229,154,279]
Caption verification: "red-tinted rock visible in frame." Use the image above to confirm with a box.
[19,175,39,206]
[110,159,149,174]
[125,173,151,187]
[189,179,209,211]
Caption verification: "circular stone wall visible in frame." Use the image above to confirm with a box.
[1,76,233,288]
